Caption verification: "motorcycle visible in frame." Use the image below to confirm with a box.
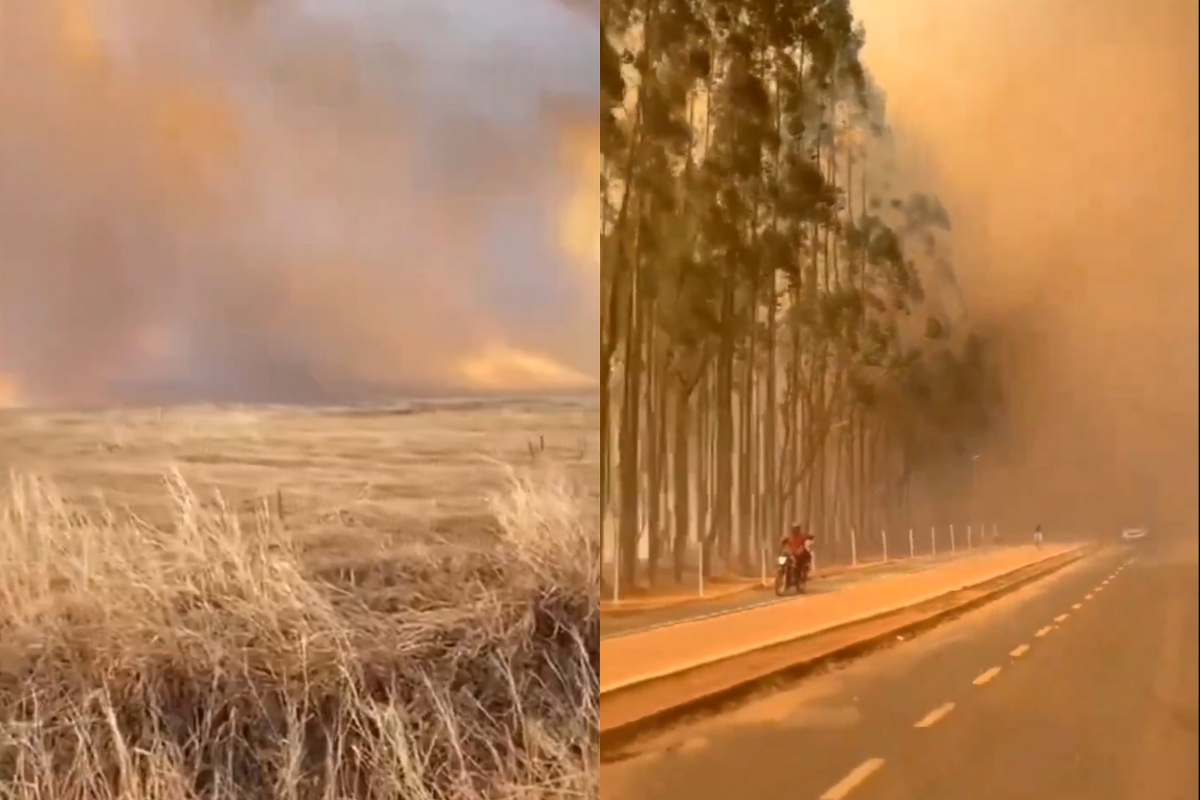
[774,549,811,595]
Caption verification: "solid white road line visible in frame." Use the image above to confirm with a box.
[973,666,1003,686]
[1010,643,1030,657]
[820,758,887,800]
[914,702,956,728]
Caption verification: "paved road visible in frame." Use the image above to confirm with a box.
[602,543,1199,800]
[602,548,1003,640]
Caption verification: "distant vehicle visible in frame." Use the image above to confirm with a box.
[1119,527,1149,544]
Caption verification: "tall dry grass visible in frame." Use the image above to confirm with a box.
[0,460,598,800]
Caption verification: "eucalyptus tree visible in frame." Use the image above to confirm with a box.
[599,0,1006,592]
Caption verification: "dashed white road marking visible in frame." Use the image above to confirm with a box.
[1072,603,1082,610]
[1085,594,1094,600]
[914,702,956,728]
[820,758,887,800]
[973,666,1003,686]
[1010,643,1031,657]
[1054,613,1069,623]
[1035,626,1053,637]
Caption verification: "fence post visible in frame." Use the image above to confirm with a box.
[931,526,937,555]
[851,528,858,566]
[909,528,915,559]
[968,525,973,549]
[613,536,621,604]
[951,524,957,552]
[698,543,705,598]
[882,529,889,562]
[760,545,767,586]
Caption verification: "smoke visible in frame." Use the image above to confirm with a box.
[0,0,599,406]
[854,0,1198,532]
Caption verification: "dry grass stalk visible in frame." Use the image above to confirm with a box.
[0,402,599,800]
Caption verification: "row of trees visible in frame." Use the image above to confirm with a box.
[599,0,1006,588]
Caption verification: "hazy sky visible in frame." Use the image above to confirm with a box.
[0,0,599,406]
[854,0,1198,529]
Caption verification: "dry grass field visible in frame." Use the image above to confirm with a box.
[0,396,600,800]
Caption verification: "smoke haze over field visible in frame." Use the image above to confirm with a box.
[0,0,599,406]
[854,0,1198,532]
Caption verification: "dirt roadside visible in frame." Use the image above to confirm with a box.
[601,544,1081,693]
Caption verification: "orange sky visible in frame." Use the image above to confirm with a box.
[853,0,1198,528]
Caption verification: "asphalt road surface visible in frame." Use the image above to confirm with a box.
[602,548,997,640]
[602,543,1199,800]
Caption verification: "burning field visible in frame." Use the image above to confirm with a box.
[0,0,599,405]
[0,397,600,800]
[0,0,600,795]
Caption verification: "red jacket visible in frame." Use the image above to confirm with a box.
[782,533,814,556]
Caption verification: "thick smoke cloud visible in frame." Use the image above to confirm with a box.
[855,0,1198,532]
[0,0,598,405]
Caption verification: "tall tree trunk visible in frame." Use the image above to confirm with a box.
[616,216,645,588]
[696,367,711,575]
[712,272,737,574]
[671,380,693,582]
[644,309,662,586]
[764,278,779,550]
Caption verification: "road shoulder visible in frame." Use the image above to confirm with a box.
[601,549,1125,800]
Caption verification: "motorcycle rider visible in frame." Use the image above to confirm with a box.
[780,523,815,583]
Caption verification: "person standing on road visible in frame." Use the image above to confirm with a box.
[1033,524,1044,549]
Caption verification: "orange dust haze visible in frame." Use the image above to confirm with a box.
[855,0,1198,533]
